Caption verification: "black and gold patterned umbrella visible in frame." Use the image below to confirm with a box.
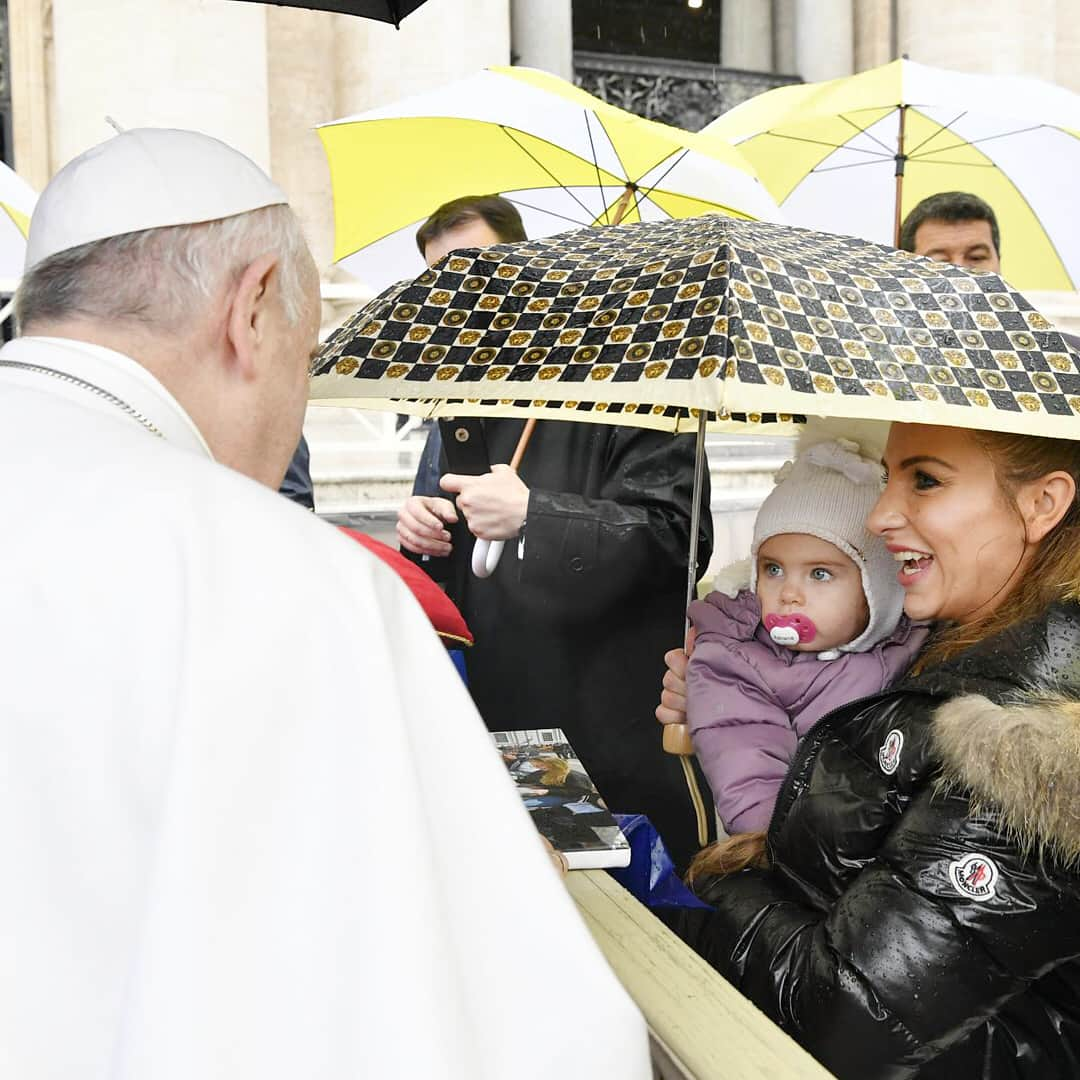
[231,1,429,27]
[311,214,1080,441]
[311,213,1080,845]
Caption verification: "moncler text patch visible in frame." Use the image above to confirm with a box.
[949,853,999,902]
[878,728,903,775]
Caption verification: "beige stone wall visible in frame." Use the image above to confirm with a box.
[47,0,273,173]
[826,0,1080,91]
[895,0,1059,81]
[9,0,510,279]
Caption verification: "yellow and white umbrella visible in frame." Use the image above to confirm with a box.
[704,58,1080,291]
[318,65,780,295]
[0,163,36,281]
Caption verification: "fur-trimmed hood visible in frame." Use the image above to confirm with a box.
[933,693,1080,865]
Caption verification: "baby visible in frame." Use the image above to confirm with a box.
[687,438,928,835]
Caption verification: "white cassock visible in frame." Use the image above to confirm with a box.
[0,336,650,1080]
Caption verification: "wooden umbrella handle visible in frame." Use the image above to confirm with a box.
[509,417,537,469]
[663,723,695,755]
[611,184,637,227]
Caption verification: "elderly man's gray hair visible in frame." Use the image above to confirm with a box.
[16,204,310,333]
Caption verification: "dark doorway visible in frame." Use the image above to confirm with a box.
[572,0,722,65]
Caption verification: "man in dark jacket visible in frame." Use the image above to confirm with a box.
[398,195,714,868]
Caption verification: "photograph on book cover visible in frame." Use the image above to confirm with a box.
[492,728,631,870]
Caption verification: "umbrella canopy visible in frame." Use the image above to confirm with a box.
[702,59,1080,291]
[317,66,780,295]
[230,0,429,26]
[0,163,36,281]
[311,214,1080,442]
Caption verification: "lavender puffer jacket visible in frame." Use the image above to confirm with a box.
[687,589,928,834]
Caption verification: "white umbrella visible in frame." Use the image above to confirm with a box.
[318,65,781,295]
[703,58,1080,290]
[0,162,36,281]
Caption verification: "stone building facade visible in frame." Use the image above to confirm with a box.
[3,0,1078,524]
[7,0,1080,286]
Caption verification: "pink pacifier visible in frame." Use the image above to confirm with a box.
[764,612,817,647]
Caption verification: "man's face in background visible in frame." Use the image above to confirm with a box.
[912,217,1001,272]
[422,217,504,267]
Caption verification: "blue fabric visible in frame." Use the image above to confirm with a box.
[448,648,468,684]
[609,814,713,910]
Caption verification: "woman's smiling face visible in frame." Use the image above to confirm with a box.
[867,424,1030,624]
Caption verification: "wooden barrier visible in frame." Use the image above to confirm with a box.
[567,870,835,1080]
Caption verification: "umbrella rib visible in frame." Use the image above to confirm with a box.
[583,110,612,225]
[908,159,997,167]
[633,183,752,217]
[903,109,967,157]
[837,111,896,155]
[595,114,632,182]
[504,196,592,228]
[809,157,899,174]
[909,123,1049,159]
[635,148,691,205]
[498,126,600,221]
[760,131,891,157]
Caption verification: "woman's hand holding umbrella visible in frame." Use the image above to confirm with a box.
[656,626,695,740]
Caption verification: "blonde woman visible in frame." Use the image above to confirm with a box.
[662,422,1080,1079]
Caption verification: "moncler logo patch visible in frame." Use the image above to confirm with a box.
[878,728,904,775]
[949,853,999,902]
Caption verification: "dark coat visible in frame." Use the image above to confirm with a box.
[418,417,713,869]
[673,602,1080,1079]
[279,435,314,510]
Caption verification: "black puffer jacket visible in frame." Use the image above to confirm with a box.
[674,602,1080,1079]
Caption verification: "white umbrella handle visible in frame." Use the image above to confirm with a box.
[472,538,504,578]
[467,417,538,580]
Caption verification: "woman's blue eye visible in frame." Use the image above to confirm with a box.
[764,563,783,577]
[810,568,833,582]
[914,470,940,491]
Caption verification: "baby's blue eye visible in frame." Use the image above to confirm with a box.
[764,563,783,577]
[810,568,833,582]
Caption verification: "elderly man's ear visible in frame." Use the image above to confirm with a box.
[225,254,280,381]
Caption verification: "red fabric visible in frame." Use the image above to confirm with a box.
[338,528,474,647]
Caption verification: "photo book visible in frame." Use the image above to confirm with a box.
[491,728,631,871]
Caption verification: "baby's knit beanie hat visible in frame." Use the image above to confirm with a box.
[751,438,904,653]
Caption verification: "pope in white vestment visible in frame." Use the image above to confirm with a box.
[0,334,650,1078]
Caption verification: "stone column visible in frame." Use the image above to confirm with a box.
[8,0,51,187]
[896,0,1055,78]
[772,0,798,75]
[1054,0,1080,94]
[46,0,271,174]
[794,0,853,83]
[333,0,510,119]
[722,0,773,72]
[854,0,894,72]
[266,7,337,273]
[510,0,572,80]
